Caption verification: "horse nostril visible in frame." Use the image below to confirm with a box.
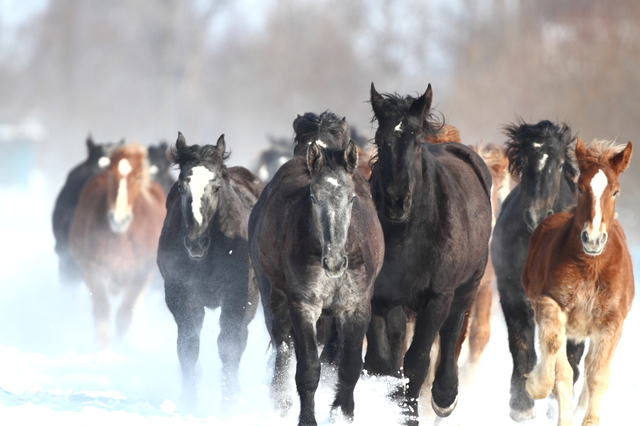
[546,210,553,217]
[200,236,210,249]
[581,230,589,244]
[599,232,608,246]
[183,237,192,250]
[341,256,348,270]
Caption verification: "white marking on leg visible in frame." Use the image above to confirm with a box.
[189,166,215,225]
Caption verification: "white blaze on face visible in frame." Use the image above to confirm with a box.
[113,159,132,222]
[315,140,327,148]
[98,156,110,168]
[587,169,608,239]
[326,177,339,187]
[189,166,215,225]
[395,122,403,132]
[532,142,542,149]
[538,153,548,172]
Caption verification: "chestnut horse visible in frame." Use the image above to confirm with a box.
[69,143,166,348]
[523,138,634,426]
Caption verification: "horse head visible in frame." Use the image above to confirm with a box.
[504,120,576,232]
[307,140,358,278]
[370,82,435,223]
[171,132,229,260]
[293,111,351,157]
[86,134,124,174]
[105,143,148,234]
[574,138,632,256]
[147,142,170,178]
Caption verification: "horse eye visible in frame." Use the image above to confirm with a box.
[310,195,316,204]
[350,196,356,204]
[578,187,583,195]
[559,162,564,170]
[613,190,620,197]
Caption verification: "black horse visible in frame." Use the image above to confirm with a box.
[157,133,263,411]
[147,141,175,194]
[249,113,384,426]
[364,83,493,423]
[491,120,584,421]
[52,134,123,285]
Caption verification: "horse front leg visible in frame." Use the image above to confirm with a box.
[497,274,537,421]
[165,283,205,411]
[290,302,321,426]
[85,275,110,349]
[331,304,371,422]
[402,292,454,424]
[115,271,151,339]
[364,303,406,377]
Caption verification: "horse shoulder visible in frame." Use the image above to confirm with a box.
[602,221,635,310]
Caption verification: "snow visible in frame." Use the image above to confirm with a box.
[0,182,638,425]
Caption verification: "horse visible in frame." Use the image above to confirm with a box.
[490,120,585,421]
[365,83,492,423]
[522,138,634,426]
[68,142,166,348]
[249,114,384,426]
[255,136,293,183]
[157,133,263,410]
[52,134,123,285]
[147,141,175,194]
[456,143,511,380]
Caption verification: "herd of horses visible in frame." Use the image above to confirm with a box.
[51,83,634,426]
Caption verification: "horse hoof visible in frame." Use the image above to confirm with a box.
[431,394,457,418]
[509,406,535,422]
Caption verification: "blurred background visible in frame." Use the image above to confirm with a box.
[1,0,639,242]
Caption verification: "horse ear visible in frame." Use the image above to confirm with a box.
[339,117,350,146]
[343,140,358,174]
[575,137,587,167]
[610,141,632,175]
[176,132,187,151]
[215,134,226,160]
[409,84,433,119]
[371,83,384,118]
[86,134,95,149]
[307,142,324,175]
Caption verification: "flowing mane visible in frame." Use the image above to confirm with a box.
[503,120,578,189]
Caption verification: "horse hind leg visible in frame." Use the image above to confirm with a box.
[268,287,294,416]
[526,296,567,400]
[581,326,622,426]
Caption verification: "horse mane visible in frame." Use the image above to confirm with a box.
[503,120,578,189]
[293,111,347,155]
[582,139,627,164]
[170,142,231,171]
[369,91,443,138]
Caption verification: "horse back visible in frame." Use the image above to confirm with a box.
[429,142,492,200]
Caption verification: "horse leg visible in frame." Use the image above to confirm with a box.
[86,276,110,349]
[567,339,586,384]
[268,287,294,416]
[552,337,574,426]
[581,325,622,426]
[331,305,371,422]
[364,302,391,375]
[497,275,537,421]
[402,292,454,423]
[526,296,567,400]
[165,283,205,411]
[218,279,251,399]
[467,265,493,368]
[432,278,479,418]
[115,272,150,339]
[290,302,321,426]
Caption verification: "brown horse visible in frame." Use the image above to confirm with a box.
[522,138,634,426]
[69,143,166,348]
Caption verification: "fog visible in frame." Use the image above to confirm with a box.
[1,1,639,425]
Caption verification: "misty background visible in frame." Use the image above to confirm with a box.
[1,0,639,243]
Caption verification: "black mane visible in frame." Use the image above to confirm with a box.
[503,119,578,189]
[170,143,231,168]
[369,92,442,138]
[293,111,348,156]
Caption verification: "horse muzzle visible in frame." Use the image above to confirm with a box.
[581,230,607,256]
[322,254,348,278]
[384,194,411,223]
[184,235,210,260]
[107,209,133,234]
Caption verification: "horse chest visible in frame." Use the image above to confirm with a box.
[564,281,608,340]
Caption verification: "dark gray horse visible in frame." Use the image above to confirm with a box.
[147,141,175,195]
[52,134,123,285]
[157,133,263,411]
[364,83,493,424]
[249,116,384,425]
[491,120,584,421]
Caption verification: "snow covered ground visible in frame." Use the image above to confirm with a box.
[0,181,638,425]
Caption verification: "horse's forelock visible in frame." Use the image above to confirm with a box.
[171,143,230,176]
[294,111,347,148]
[371,92,440,138]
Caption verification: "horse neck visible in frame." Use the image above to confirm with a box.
[553,174,578,212]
